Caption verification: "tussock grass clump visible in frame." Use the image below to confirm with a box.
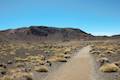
[48,54,67,62]
[26,55,45,61]
[64,48,71,54]
[103,50,115,56]
[64,54,71,59]
[9,68,20,74]
[15,57,28,62]
[97,57,109,65]
[15,55,45,63]
[1,76,13,80]
[26,56,45,65]
[15,63,25,67]
[56,57,67,62]
[34,66,48,72]
[10,51,16,55]
[7,68,33,80]
[0,67,6,75]
[90,51,101,55]
[17,73,32,80]
[98,53,106,58]
[99,63,120,72]
[11,72,33,80]
[55,53,65,57]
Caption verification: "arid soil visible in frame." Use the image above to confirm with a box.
[0,39,120,80]
[90,41,120,80]
[0,41,85,80]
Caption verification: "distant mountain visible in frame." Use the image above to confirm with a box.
[0,26,94,42]
[111,34,120,39]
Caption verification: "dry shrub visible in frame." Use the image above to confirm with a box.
[64,48,71,54]
[15,63,25,67]
[48,55,67,62]
[55,57,67,62]
[15,57,28,62]
[15,55,45,64]
[98,53,106,58]
[34,66,48,72]
[0,67,6,75]
[90,51,100,55]
[104,50,115,55]
[97,57,110,66]
[55,53,70,59]
[1,76,13,80]
[99,63,120,72]
[7,68,33,80]
[55,54,65,57]
[10,51,16,55]
[17,73,32,80]
[9,68,22,74]
[64,54,71,59]
[12,72,33,80]
[26,56,45,65]
[26,55,45,61]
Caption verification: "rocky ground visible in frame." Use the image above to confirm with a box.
[0,41,84,80]
[0,39,120,80]
[90,40,120,80]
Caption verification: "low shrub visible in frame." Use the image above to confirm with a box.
[34,66,48,72]
[99,63,120,72]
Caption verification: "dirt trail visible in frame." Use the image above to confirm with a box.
[44,46,93,80]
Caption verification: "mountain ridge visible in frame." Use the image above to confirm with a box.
[0,26,119,42]
[0,26,94,42]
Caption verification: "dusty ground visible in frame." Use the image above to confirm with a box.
[44,46,93,80]
[0,41,86,80]
[90,41,120,80]
[1,40,120,80]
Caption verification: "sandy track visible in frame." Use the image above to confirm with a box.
[44,46,92,80]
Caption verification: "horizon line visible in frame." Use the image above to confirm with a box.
[0,25,119,36]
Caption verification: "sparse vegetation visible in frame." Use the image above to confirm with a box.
[1,76,13,80]
[0,41,80,79]
[0,26,120,80]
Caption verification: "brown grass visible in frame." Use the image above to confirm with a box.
[99,63,120,72]
[34,66,48,72]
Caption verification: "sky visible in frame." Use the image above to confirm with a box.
[0,0,120,36]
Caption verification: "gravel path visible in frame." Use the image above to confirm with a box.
[44,46,93,80]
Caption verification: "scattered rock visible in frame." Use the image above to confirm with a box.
[64,54,71,59]
[90,51,100,55]
[46,60,52,66]
[7,60,13,64]
[97,57,109,66]
[0,63,7,68]
[0,67,6,75]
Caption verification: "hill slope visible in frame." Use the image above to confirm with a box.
[0,26,93,42]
